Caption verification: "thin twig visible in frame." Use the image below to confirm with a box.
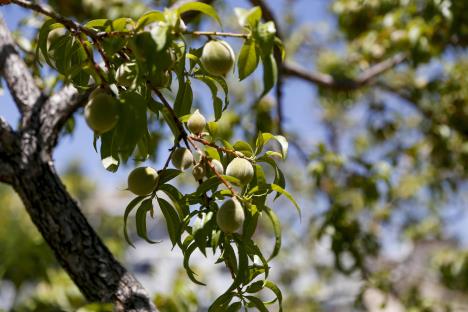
[183,30,249,39]
[187,135,238,196]
[92,38,112,72]
[150,86,191,149]
[283,53,406,90]
[74,33,107,84]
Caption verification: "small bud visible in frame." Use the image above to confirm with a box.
[192,163,205,181]
[216,198,245,233]
[127,166,159,196]
[210,159,224,175]
[225,158,254,185]
[171,148,193,171]
[187,109,206,134]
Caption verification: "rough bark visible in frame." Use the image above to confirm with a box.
[0,116,15,183]
[0,16,41,115]
[40,85,90,154]
[0,14,157,312]
[11,162,155,311]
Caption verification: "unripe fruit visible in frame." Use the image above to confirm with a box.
[192,163,205,181]
[226,158,254,185]
[116,62,137,87]
[200,40,235,76]
[210,159,224,175]
[84,93,119,134]
[187,109,206,134]
[127,166,159,196]
[171,148,193,171]
[89,87,107,99]
[216,198,245,233]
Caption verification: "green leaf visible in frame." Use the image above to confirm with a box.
[37,19,65,67]
[233,140,254,157]
[150,23,169,51]
[213,97,223,122]
[208,292,233,312]
[244,240,269,279]
[136,11,165,30]
[157,168,181,184]
[192,211,214,256]
[197,176,222,194]
[261,133,288,159]
[206,121,218,138]
[215,79,229,110]
[238,39,259,81]
[147,98,161,116]
[222,139,234,150]
[246,296,269,312]
[256,21,276,55]
[230,240,249,290]
[183,240,206,285]
[260,53,278,96]
[234,7,262,28]
[135,199,159,244]
[265,151,283,158]
[101,156,119,171]
[204,145,220,160]
[246,280,264,293]
[256,155,286,199]
[129,32,157,63]
[123,196,146,247]
[243,204,259,239]
[222,175,241,186]
[49,34,73,73]
[273,135,288,159]
[264,280,283,310]
[177,2,221,26]
[111,17,134,31]
[100,130,119,172]
[194,74,224,121]
[274,36,286,60]
[255,131,265,155]
[157,197,181,247]
[112,91,148,162]
[264,206,281,260]
[254,164,267,190]
[159,183,190,218]
[271,184,301,218]
[160,104,181,138]
[226,301,242,312]
[210,229,221,252]
[174,78,193,117]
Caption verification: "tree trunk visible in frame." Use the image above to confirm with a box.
[11,160,157,312]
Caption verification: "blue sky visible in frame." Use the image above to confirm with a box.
[0,0,332,189]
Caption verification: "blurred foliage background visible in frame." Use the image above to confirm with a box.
[2,0,468,311]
